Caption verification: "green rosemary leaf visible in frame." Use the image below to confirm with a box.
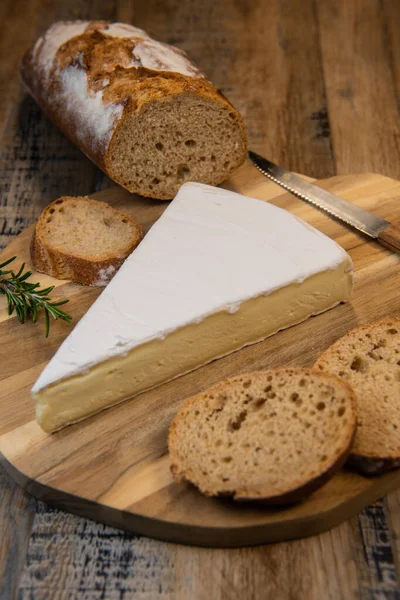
[32,303,38,323]
[45,309,50,338]
[14,263,26,279]
[38,286,55,295]
[0,256,17,269]
[51,299,70,307]
[4,289,15,315]
[18,270,33,283]
[0,256,72,337]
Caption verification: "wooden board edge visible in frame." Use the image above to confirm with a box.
[2,451,400,548]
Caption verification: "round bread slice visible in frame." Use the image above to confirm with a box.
[168,368,357,504]
[31,196,143,286]
[314,318,400,475]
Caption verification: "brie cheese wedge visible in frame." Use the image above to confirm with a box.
[32,182,353,432]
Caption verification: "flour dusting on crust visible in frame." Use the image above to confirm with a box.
[102,22,149,39]
[34,20,203,82]
[132,39,202,76]
[93,265,117,287]
[59,66,123,152]
[35,21,88,82]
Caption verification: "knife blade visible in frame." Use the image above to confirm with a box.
[249,151,400,254]
[249,151,391,238]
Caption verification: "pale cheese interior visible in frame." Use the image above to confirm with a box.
[35,259,352,432]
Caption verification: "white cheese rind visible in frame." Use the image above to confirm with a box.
[32,183,352,393]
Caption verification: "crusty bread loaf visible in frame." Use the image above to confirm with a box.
[21,21,247,200]
[31,196,143,286]
[314,318,400,475]
[168,369,357,503]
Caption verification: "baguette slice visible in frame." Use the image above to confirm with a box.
[168,369,357,503]
[314,318,400,475]
[31,196,143,286]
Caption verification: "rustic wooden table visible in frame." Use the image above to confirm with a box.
[1,0,400,598]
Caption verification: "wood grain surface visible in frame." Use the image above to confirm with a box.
[1,167,400,548]
[1,0,400,597]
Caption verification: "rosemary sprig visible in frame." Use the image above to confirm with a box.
[0,256,72,337]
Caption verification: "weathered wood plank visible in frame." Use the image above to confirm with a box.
[350,500,400,599]
[381,21,400,578]
[130,0,335,178]
[173,522,361,600]
[317,1,400,593]
[317,0,400,180]
[382,0,400,111]
[16,503,174,600]
[0,0,400,598]
[0,465,35,600]
[386,490,400,579]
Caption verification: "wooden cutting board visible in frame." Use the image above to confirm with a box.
[1,162,400,548]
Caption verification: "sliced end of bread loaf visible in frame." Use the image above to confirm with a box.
[168,368,357,504]
[31,196,143,286]
[314,318,400,475]
[107,93,247,200]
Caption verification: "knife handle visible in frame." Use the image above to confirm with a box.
[377,223,400,254]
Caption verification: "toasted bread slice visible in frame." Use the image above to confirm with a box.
[168,368,357,503]
[314,318,400,475]
[31,196,143,286]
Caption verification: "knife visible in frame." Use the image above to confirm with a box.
[249,151,400,254]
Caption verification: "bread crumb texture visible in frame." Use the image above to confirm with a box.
[107,94,246,199]
[315,318,400,473]
[31,196,143,286]
[168,368,357,503]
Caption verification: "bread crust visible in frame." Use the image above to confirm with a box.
[30,196,143,286]
[314,317,400,476]
[347,453,400,476]
[20,21,247,198]
[168,368,357,504]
